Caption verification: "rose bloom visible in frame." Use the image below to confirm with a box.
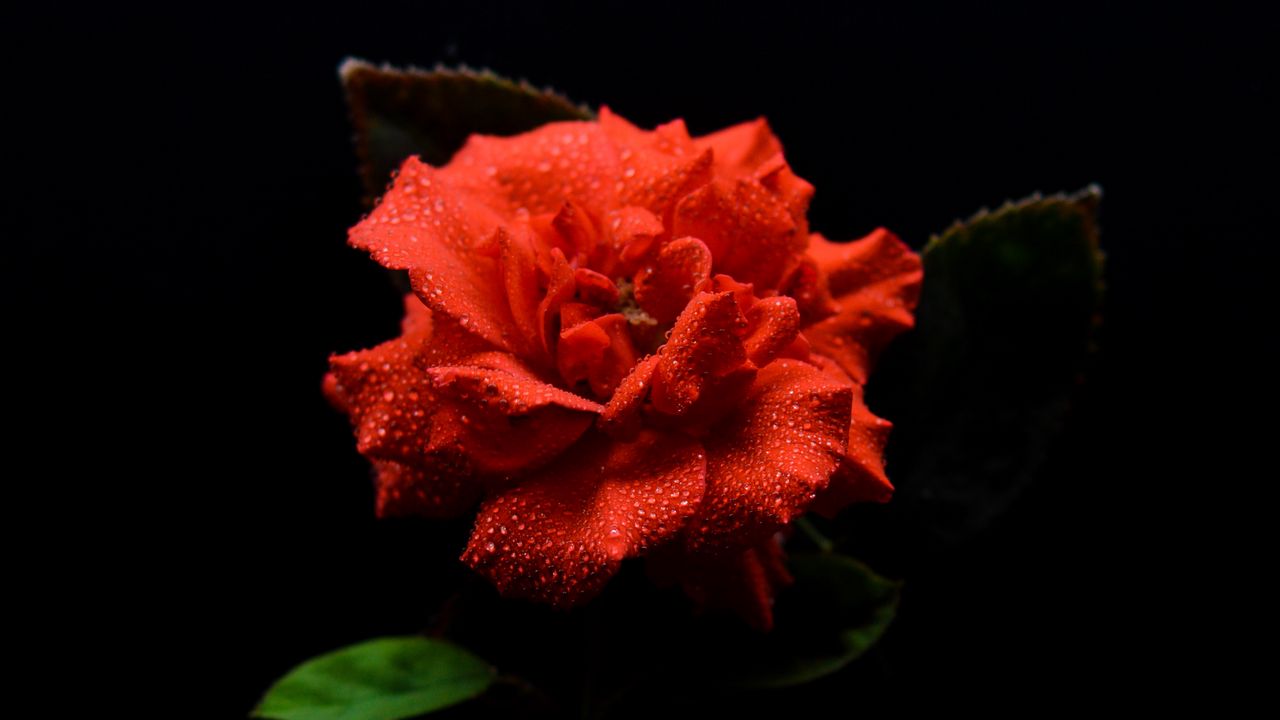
[324,109,921,629]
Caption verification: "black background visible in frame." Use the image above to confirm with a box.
[6,2,1271,715]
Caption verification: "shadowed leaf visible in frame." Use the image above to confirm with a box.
[340,59,593,207]
[866,186,1105,545]
[724,552,901,688]
[253,636,495,720]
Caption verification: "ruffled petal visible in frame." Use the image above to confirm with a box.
[551,200,601,265]
[694,117,783,178]
[662,363,758,436]
[778,254,839,326]
[610,205,667,274]
[572,267,620,307]
[634,237,713,324]
[808,356,895,515]
[495,226,545,359]
[651,291,748,416]
[743,295,801,367]
[557,313,640,399]
[756,156,814,236]
[599,354,660,441]
[649,537,793,630]
[349,158,522,352]
[372,457,479,519]
[811,386,894,514]
[325,296,492,464]
[804,228,923,383]
[536,248,577,358]
[462,430,707,606]
[426,352,602,474]
[620,149,714,222]
[599,108,714,220]
[445,121,620,217]
[672,178,803,291]
[684,359,852,552]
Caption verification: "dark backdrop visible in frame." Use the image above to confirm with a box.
[6,2,1270,715]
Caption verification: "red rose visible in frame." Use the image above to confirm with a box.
[325,109,921,629]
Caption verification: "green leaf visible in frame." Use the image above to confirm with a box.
[340,59,594,207]
[866,186,1104,543]
[723,553,901,688]
[253,636,496,720]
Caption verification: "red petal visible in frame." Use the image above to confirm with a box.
[649,537,793,630]
[710,274,756,316]
[557,319,611,389]
[551,200,600,264]
[372,457,479,519]
[743,296,801,367]
[651,291,748,416]
[586,314,639,398]
[445,121,620,217]
[599,354,659,440]
[694,117,813,237]
[495,226,545,360]
[808,356,895,515]
[672,178,803,291]
[426,352,602,475]
[599,108,714,220]
[349,158,524,352]
[537,248,577,358]
[557,313,639,399]
[695,117,783,179]
[559,301,599,332]
[462,430,707,606]
[779,253,839,326]
[573,267,620,307]
[633,237,714,324]
[326,296,491,465]
[811,386,894,515]
[611,205,667,274]
[757,156,814,236]
[662,363,759,437]
[684,359,852,552]
[804,228,923,383]
[621,149,713,222]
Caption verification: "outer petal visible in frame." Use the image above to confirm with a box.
[779,254,839,326]
[325,296,491,464]
[694,117,783,179]
[757,156,814,236]
[805,228,923,384]
[426,352,602,475]
[694,117,813,234]
[600,108,714,220]
[649,537,793,630]
[651,291,748,416]
[445,121,620,217]
[372,457,479,519]
[349,158,522,352]
[808,356,895,515]
[462,430,707,607]
[633,237,714,324]
[684,360,852,552]
[672,178,804,291]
